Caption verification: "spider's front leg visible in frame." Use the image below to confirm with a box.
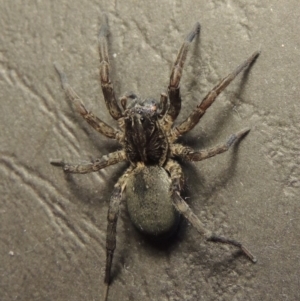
[164,22,200,129]
[164,159,257,263]
[170,50,260,141]
[54,63,122,141]
[50,150,126,174]
[98,14,123,120]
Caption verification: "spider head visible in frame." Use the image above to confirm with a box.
[124,96,159,140]
[123,95,166,164]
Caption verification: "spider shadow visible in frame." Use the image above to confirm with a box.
[109,215,187,287]
[177,145,250,277]
[60,159,128,210]
[180,44,257,147]
[184,23,203,95]
[196,246,251,283]
[179,55,256,205]
[182,135,245,209]
[57,112,124,206]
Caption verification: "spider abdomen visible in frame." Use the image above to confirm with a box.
[126,165,180,238]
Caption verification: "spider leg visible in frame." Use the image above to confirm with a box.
[98,14,123,120]
[164,159,256,263]
[50,150,126,174]
[159,92,168,117]
[169,50,260,142]
[164,22,200,129]
[119,92,138,110]
[103,166,133,301]
[170,128,249,161]
[54,63,122,142]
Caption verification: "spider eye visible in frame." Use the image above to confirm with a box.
[140,117,144,123]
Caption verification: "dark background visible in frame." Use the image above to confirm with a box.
[1,1,299,300]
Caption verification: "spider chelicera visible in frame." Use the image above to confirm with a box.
[51,14,259,301]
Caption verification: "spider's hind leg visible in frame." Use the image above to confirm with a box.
[103,165,133,301]
[164,159,256,263]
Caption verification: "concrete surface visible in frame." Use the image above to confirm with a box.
[1,1,299,300]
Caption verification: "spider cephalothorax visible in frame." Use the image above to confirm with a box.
[123,97,169,165]
[51,14,259,301]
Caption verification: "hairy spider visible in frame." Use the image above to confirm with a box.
[51,15,259,301]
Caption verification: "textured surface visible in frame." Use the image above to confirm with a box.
[1,1,299,300]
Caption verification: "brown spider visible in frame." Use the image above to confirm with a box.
[51,14,259,301]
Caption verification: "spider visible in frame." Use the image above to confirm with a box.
[51,14,259,301]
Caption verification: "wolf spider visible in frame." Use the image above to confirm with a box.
[51,14,259,301]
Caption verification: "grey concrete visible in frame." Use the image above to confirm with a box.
[1,1,299,300]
